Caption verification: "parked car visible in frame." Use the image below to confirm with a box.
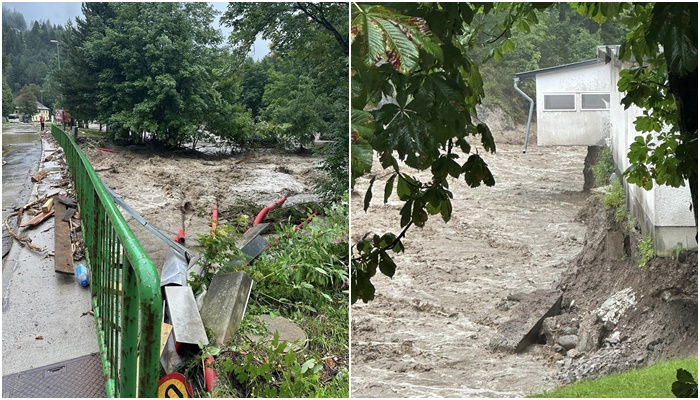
[22,114,30,123]
[8,114,19,123]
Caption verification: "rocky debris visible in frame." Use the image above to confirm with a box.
[489,289,563,353]
[556,342,643,384]
[576,313,604,353]
[595,287,636,329]
[557,335,578,350]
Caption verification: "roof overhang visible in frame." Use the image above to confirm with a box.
[515,59,600,80]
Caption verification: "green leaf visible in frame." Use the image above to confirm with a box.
[396,174,412,200]
[463,154,495,188]
[378,250,396,278]
[412,201,428,227]
[372,16,419,74]
[351,141,373,188]
[301,359,316,374]
[384,174,396,203]
[364,176,375,211]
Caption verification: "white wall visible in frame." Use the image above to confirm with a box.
[536,62,611,146]
[608,60,696,251]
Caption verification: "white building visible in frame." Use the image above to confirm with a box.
[515,46,696,252]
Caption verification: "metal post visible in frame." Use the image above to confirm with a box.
[513,77,535,153]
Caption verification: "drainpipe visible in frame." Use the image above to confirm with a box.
[514,77,534,153]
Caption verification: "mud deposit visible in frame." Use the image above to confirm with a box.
[351,144,590,397]
[79,143,325,267]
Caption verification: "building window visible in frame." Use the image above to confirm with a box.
[543,94,575,110]
[581,93,610,110]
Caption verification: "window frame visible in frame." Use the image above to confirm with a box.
[542,93,577,112]
[580,92,611,111]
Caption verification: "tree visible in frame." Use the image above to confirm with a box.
[221,2,349,201]
[2,75,14,117]
[60,2,226,146]
[15,85,38,116]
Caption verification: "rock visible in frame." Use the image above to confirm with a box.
[541,316,558,344]
[561,326,579,336]
[606,331,621,344]
[577,314,603,353]
[557,335,578,350]
[553,343,565,354]
[489,289,563,353]
[567,349,580,358]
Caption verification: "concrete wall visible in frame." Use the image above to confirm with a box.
[607,60,696,252]
[536,62,611,146]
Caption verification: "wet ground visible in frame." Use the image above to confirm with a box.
[2,123,99,375]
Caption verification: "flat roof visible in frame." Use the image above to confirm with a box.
[515,59,600,79]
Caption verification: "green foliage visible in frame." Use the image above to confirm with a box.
[262,72,324,150]
[191,197,349,397]
[2,6,65,109]
[603,180,627,224]
[592,146,615,187]
[15,85,38,116]
[2,75,14,117]
[59,2,228,146]
[575,3,697,228]
[531,357,698,398]
[673,368,698,398]
[637,234,655,269]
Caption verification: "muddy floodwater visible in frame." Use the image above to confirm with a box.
[2,124,41,210]
[351,144,589,397]
[80,144,326,268]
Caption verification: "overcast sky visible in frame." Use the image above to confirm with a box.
[2,2,270,60]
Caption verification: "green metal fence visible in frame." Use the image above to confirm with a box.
[51,126,162,397]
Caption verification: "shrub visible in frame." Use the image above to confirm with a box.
[638,234,655,268]
[593,145,616,186]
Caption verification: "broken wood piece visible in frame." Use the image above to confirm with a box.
[74,212,80,219]
[62,208,76,222]
[44,154,54,162]
[41,198,54,213]
[160,323,174,357]
[31,170,48,182]
[20,209,54,227]
[54,200,73,274]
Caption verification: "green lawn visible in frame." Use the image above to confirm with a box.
[531,357,698,398]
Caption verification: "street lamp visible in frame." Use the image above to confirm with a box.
[50,39,60,69]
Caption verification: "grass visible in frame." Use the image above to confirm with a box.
[637,234,655,268]
[531,357,698,398]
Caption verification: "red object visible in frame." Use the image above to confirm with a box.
[97,147,118,153]
[54,109,71,123]
[210,205,218,235]
[204,356,217,392]
[294,212,319,232]
[173,229,185,244]
[253,197,286,226]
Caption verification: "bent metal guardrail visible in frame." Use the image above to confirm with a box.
[51,125,162,397]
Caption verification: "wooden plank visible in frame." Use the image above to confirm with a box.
[160,323,173,357]
[19,209,54,227]
[31,170,47,182]
[53,201,74,274]
[55,195,77,208]
[41,198,54,213]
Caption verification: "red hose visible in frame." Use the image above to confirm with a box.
[253,197,286,225]
[211,205,218,235]
[204,355,217,392]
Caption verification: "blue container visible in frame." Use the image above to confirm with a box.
[75,264,89,287]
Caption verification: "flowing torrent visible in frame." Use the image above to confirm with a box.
[351,144,589,397]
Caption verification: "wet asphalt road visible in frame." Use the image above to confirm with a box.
[2,122,41,258]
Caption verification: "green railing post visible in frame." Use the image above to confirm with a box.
[50,125,162,397]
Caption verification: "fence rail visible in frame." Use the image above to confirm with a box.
[51,125,162,397]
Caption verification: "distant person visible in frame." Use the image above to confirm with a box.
[40,115,45,131]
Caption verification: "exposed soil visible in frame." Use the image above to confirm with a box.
[350,140,697,397]
[77,140,326,267]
